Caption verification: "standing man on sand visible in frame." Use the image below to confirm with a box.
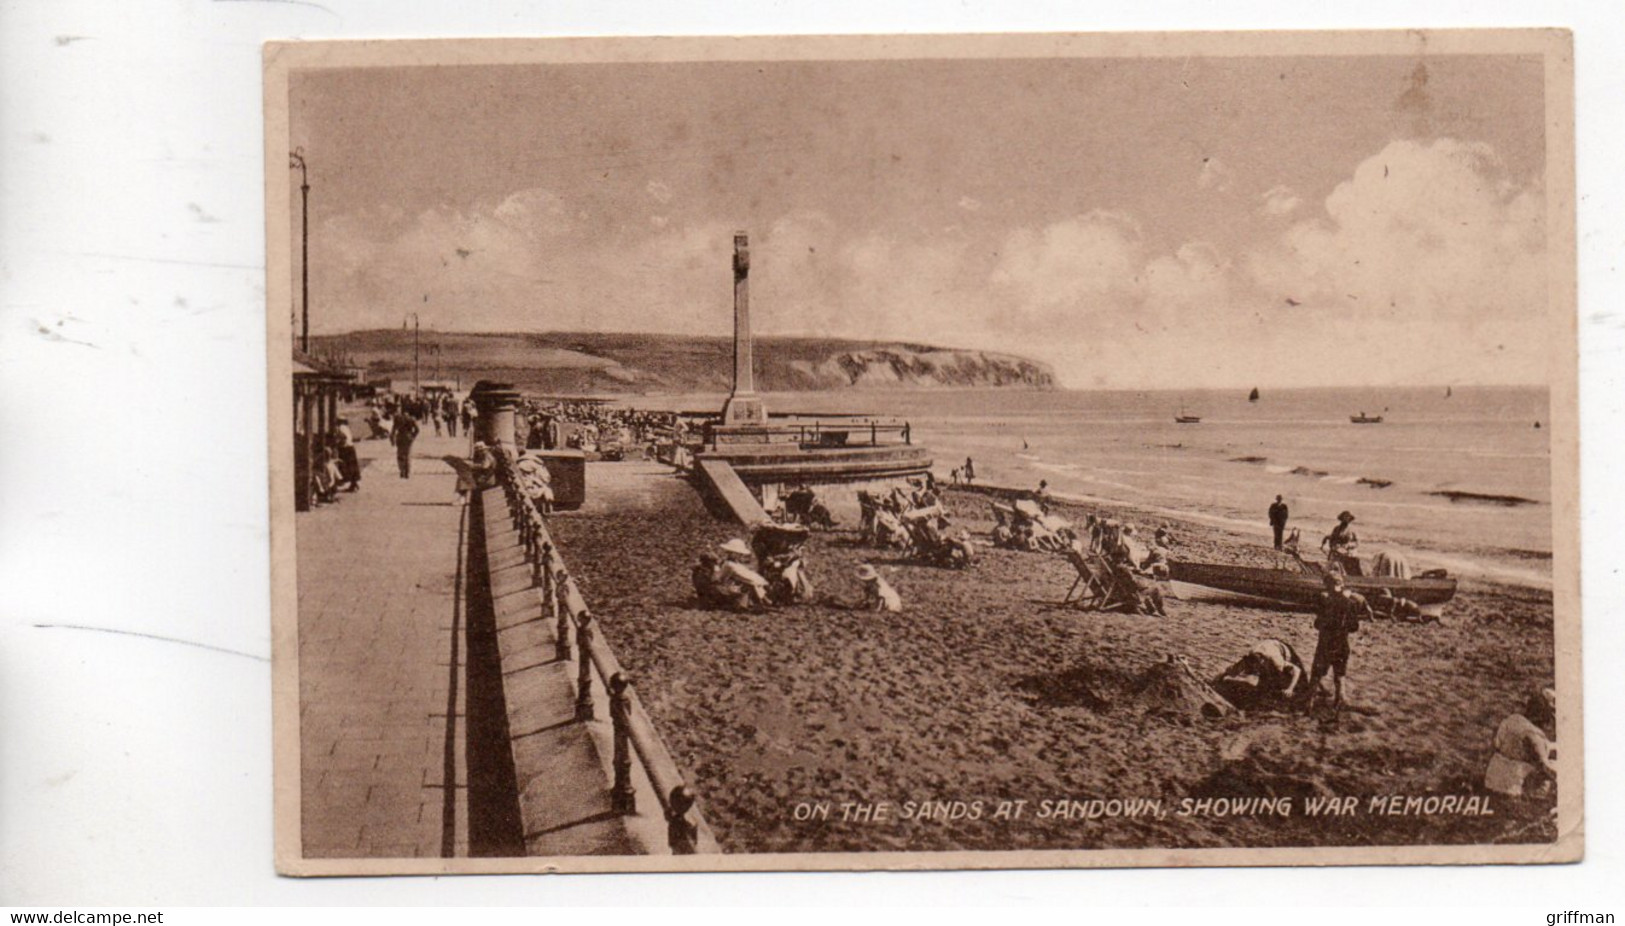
[391,412,420,479]
[1268,495,1290,550]
[963,457,976,485]
[1301,572,1370,715]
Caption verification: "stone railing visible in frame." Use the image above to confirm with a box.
[492,449,718,855]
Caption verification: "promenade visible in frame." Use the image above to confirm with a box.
[295,420,669,859]
[296,425,483,858]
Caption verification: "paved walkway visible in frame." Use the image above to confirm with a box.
[297,426,473,859]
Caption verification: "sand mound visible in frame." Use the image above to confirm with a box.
[1130,655,1235,721]
[1019,655,1237,721]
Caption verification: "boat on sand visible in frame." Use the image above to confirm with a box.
[1168,558,1457,613]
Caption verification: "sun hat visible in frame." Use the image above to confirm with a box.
[1338,510,1355,522]
[720,538,751,557]
[856,564,879,581]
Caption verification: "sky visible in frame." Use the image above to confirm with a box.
[288,53,1550,389]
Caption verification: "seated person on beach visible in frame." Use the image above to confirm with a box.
[1485,688,1557,799]
[515,453,554,514]
[716,538,770,611]
[1107,541,1166,616]
[1371,588,1430,623]
[1216,638,1305,705]
[691,553,724,605]
[1140,543,1171,581]
[855,564,902,613]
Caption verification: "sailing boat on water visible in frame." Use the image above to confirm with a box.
[1445,385,1453,398]
[1248,387,1260,402]
[1175,404,1202,424]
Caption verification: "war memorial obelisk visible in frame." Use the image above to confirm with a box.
[695,232,932,523]
[720,232,768,428]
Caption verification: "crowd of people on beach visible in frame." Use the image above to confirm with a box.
[857,475,977,568]
[516,399,684,460]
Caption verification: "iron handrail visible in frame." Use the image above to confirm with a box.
[492,450,718,854]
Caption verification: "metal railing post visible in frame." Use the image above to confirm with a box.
[552,565,571,662]
[575,611,596,721]
[529,518,544,585]
[609,673,635,813]
[666,785,699,854]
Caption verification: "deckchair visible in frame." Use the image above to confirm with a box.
[1063,548,1141,612]
[1062,548,1110,610]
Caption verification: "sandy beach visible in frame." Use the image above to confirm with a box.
[545,462,1558,854]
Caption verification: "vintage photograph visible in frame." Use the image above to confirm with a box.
[266,31,1580,873]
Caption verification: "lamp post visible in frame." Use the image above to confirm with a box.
[289,149,310,353]
[405,313,421,392]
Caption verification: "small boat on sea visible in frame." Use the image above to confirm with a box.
[1174,404,1201,424]
[1350,412,1383,424]
[1248,387,1260,402]
[1168,559,1457,613]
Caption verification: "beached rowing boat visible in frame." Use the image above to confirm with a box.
[1350,413,1384,424]
[1167,559,1458,610]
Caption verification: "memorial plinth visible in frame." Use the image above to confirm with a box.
[695,233,931,520]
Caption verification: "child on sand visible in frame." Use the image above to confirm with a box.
[856,564,902,613]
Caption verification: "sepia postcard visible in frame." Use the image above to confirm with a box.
[266,30,1580,875]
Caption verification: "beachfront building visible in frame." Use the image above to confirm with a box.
[291,349,352,512]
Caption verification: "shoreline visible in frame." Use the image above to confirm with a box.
[938,478,1554,592]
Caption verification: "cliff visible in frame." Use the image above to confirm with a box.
[310,330,1055,395]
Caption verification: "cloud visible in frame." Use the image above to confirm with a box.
[1197,157,1230,190]
[957,196,982,212]
[645,179,673,204]
[989,210,1146,315]
[1259,185,1302,216]
[307,138,1549,388]
[984,212,1256,383]
[1245,138,1547,382]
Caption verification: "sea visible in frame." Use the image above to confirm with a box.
[617,386,1554,589]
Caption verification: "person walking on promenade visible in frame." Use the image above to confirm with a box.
[443,395,458,437]
[1268,495,1290,550]
[391,412,420,478]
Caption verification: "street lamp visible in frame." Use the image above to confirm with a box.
[289,148,310,353]
[406,312,420,392]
